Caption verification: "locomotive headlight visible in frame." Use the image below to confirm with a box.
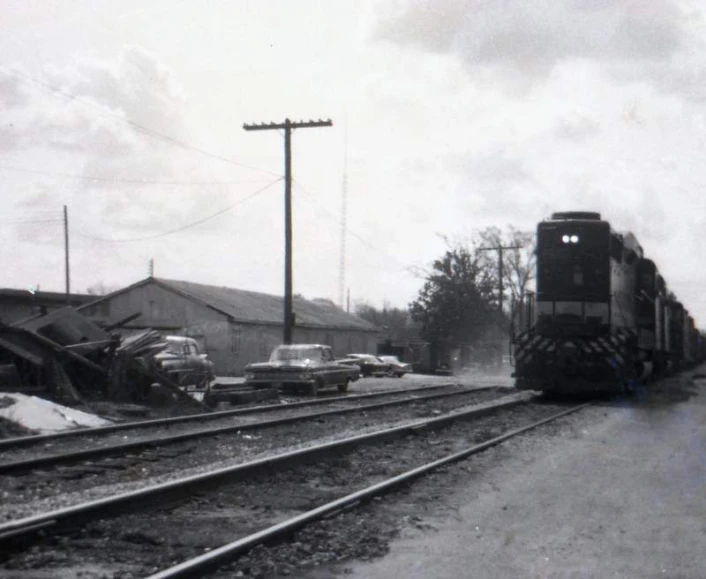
[570,235,579,243]
[562,235,570,243]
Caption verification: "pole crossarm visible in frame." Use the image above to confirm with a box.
[478,244,524,314]
[243,117,333,344]
[243,119,333,131]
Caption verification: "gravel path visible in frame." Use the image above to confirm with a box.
[303,369,706,579]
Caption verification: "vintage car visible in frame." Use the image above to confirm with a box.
[153,336,215,389]
[378,355,413,377]
[244,344,360,395]
[339,353,390,377]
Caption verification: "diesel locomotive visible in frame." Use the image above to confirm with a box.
[512,211,704,394]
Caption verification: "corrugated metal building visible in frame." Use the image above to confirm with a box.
[78,277,381,376]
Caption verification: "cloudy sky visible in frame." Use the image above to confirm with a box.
[2,0,706,323]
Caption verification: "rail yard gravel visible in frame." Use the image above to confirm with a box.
[0,388,509,522]
[1,398,574,578]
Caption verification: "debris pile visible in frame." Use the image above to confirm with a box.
[0,308,206,411]
[0,392,112,433]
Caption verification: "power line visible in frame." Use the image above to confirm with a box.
[0,66,281,177]
[293,179,427,279]
[0,163,277,186]
[0,218,64,225]
[75,177,282,243]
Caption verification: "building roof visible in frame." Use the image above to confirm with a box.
[81,277,380,332]
[159,278,378,331]
[0,288,95,305]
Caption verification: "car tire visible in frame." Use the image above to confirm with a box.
[309,379,321,396]
[338,379,350,393]
[395,372,404,378]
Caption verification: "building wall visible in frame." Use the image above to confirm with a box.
[178,322,379,376]
[81,281,380,376]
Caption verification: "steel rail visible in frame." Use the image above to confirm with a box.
[0,386,495,474]
[145,402,591,579]
[0,382,461,451]
[0,392,533,546]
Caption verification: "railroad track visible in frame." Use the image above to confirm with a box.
[0,385,500,474]
[0,386,509,514]
[0,382,461,452]
[0,393,589,578]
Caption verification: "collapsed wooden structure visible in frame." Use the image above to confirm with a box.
[0,307,205,409]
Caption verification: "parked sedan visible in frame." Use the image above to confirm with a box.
[339,353,390,377]
[243,344,359,395]
[378,355,413,377]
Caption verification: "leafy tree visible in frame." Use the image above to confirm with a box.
[354,301,410,331]
[409,245,497,348]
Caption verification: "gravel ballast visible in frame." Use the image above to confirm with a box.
[0,388,510,522]
[1,399,572,578]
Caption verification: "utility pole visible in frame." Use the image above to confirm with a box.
[149,258,155,277]
[479,243,523,366]
[478,244,523,314]
[63,205,70,304]
[338,124,348,309]
[243,118,333,344]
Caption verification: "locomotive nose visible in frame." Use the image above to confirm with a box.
[558,342,580,373]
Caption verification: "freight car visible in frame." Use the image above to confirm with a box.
[512,211,704,394]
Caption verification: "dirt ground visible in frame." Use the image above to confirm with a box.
[316,368,706,579]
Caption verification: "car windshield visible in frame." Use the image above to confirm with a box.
[164,339,185,355]
[380,356,399,363]
[270,347,322,362]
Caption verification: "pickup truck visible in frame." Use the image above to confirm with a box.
[244,344,360,395]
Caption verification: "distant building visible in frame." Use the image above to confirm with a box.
[0,288,95,325]
[78,277,381,376]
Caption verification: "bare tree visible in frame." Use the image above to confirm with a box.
[475,226,536,316]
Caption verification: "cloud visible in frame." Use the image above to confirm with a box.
[1,46,186,159]
[0,71,29,107]
[554,109,601,141]
[1,47,242,248]
[48,46,186,136]
[375,0,687,91]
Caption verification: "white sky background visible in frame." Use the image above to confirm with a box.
[2,0,706,324]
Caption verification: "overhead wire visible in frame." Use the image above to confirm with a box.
[0,218,64,225]
[292,179,428,279]
[0,66,281,177]
[75,177,283,243]
[0,163,277,186]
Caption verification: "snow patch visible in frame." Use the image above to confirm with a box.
[0,393,113,433]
